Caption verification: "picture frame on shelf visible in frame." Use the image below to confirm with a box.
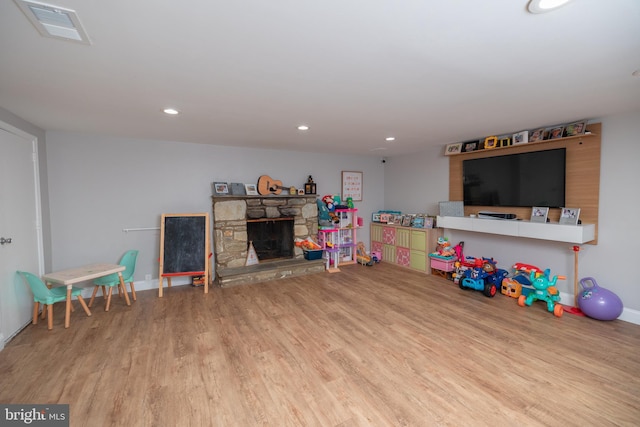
[499,136,512,147]
[379,213,391,223]
[530,206,549,223]
[401,215,412,227]
[445,142,462,155]
[372,212,381,222]
[484,136,498,149]
[412,216,425,228]
[244,183,258,195]
[564,120,588,137]
[230,182,246,195]
[529,128,545,142]
[513,130,529,145]
[462,140,479,152]
[213,182,229,195]
[559,207,581,225]
[546,126,564,140]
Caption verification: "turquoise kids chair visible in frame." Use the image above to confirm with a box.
[89,250,138,311]
[17,270,91,330]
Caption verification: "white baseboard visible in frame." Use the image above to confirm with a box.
[559,291,638,325]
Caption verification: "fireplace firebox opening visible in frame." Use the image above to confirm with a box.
[247,217,294,261]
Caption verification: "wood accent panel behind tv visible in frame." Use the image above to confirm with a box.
[449,122,600,244]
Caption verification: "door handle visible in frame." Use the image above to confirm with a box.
[0,237,12,245]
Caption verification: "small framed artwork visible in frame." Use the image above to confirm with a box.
[412,216,425,228]
[499,136,511,147]
[530,206,549,223]
[213,182,229,195]
[462,140,479,152]
[513,130,529,145]
[342,171,363,201]
[547,126,564,140]
[379,213,391,223]
[401,215,412,227]
[297,188,305,195]
[564,120,587,137]
[445,142,462,156]
[559,207,581,225]
[230,182,246,195]
[529,128,545,143]
[484,136,498,149]
[372,212,381,222]
[244,183,258,195]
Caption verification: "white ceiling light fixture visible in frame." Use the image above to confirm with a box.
[14,0,91,44]
[385,137,396,142]
[163,108,180,115]
[527,0,574,14]
[297,125,309,131]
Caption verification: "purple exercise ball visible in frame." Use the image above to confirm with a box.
[577,277,623,321]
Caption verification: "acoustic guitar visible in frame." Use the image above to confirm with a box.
[257,175,296,195]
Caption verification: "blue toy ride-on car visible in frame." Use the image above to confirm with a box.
[459,257,508,298]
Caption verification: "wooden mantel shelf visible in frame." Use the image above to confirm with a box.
[437,215,596,244]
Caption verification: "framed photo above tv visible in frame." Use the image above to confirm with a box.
[529,128,545,143]
[462,140,480,153]
[530,207,549,223]
[513,130,528,145]
[445,142,462,155]
[484,136,498,149]
[564,120,587,137]
[547,126,564,140]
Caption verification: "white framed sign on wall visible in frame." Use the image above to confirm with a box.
[341,171,363,201]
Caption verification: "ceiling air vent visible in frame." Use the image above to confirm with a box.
[14,0,91,44]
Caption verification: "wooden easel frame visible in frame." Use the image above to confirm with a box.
[158,212,211,297]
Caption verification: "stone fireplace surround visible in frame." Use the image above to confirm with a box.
[212,194,324,287]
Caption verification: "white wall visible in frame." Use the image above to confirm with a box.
[382,111,640,322]
[45,132,385,286]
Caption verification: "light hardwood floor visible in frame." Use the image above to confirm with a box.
[2,263,639,426]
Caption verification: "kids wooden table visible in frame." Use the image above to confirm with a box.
[42,263,126,328]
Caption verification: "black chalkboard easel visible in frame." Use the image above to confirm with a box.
[158,213,210,297]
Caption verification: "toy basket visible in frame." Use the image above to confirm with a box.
[303,249,323,260]
[429,255,456,272]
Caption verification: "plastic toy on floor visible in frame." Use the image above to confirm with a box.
[356,242,374,266]
[518,268,565,317]
[458,257,508,297]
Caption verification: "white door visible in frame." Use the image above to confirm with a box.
[0,126,43,347]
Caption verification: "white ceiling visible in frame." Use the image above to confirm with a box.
[1,0,639,156]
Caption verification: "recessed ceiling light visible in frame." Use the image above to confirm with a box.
[527,0,573,13]
[385,137,396,142]
[297,125,309,131]
[163,108,180,115]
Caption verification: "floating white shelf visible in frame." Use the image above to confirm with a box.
[436,216,596,244]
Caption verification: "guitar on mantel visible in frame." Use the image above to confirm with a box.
[257,175,297,195]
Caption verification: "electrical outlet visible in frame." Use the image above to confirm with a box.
[145,274,152,281]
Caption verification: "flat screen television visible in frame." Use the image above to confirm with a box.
[463,148,566,208]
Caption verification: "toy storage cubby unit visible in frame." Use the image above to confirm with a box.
[370,223,443,274]
[317,208,359,272]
